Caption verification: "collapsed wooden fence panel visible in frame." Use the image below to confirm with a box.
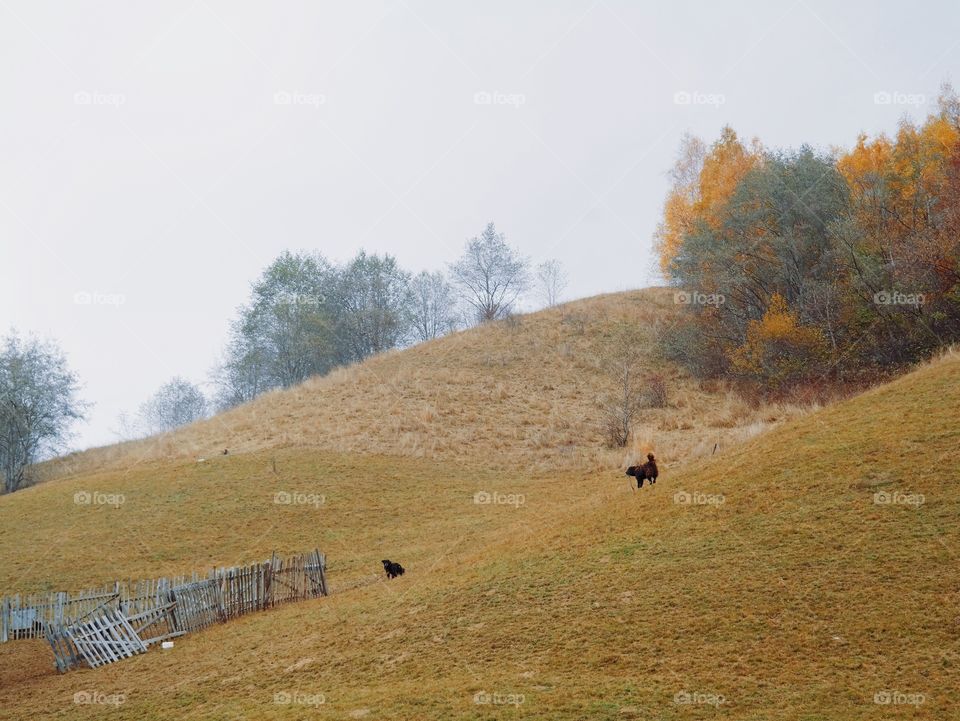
[65,607,148,669]
[4,549,328,671]
[126,601,182,647]
[45,627,82,674]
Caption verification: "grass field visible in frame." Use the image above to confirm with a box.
[1,295,957,719]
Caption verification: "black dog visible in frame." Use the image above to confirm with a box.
[626,453,658,488]
[381,559,405,579]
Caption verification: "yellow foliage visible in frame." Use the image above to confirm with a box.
[838,114,959,230]
[836,132,893,199]
[655,191,695,275]
[656,127,760,276]
[694,126,760,228]
[728,294,827,384]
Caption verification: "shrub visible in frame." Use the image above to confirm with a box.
[644,374,668,408]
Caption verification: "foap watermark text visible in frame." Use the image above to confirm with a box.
[274,491,325,508]
[474,91,525,108]
[474,491,525,508]
[873,490,924,507]
[674,690,725,707]
[274,690,325,707]
[74,490,125,508]
[474,691,525,706]
[673,490,725,507]
[674,290,725,307]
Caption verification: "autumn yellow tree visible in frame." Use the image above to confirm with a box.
[653,133,705,276]
[838,88,959,261]
[836,85,960,359]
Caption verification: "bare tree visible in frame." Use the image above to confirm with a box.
[110,411,142,441]
[598,323,646,447]
[138,377,208,435]
[409,270,459,342]
[449,222,530,323]
[0,332,86,493]
[536,259,568,307]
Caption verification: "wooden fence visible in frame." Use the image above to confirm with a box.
[0,549,328,672]
[3,577,197,642]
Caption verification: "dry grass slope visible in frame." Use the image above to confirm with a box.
[0,349,957,719]
[38,289,812,483]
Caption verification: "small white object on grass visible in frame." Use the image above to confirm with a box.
[161,641,174,649]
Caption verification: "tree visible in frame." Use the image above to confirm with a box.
[654,133,706,276]
[658,98,960,386]
[0,332,86,493]
[212,250,424,408]
[212,251,337,407]
[244,251,338,386]
[409,270,460,342]
[665,145,849,381]
[598,323,646,447]
[138,377,207,435]
[657,127,761,278]
[835,87,960,365]
[536,259,568,307]
[210,330,270,412]
[332,251,412,361]
[449,222,530,322]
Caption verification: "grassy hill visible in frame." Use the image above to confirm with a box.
[2,290,809,596]
[1,293,957,719]
[37,289,807,482]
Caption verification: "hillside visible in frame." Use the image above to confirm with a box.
[37,289,808,482]
[0,340,957,717]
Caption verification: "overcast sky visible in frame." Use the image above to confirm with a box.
[1,0,957,451]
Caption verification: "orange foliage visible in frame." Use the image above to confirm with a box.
[659,85,960,383]
[694,127,761,228]
[837,96,960,299]
[839,113,959,224]
[728,294,827,386]
[655,191,696,276]
[656,127,760,276]
[836,132,893,201]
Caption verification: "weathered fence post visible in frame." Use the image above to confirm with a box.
[55,592,65,630]
[269,552,278,607]
[317,550,329,597]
